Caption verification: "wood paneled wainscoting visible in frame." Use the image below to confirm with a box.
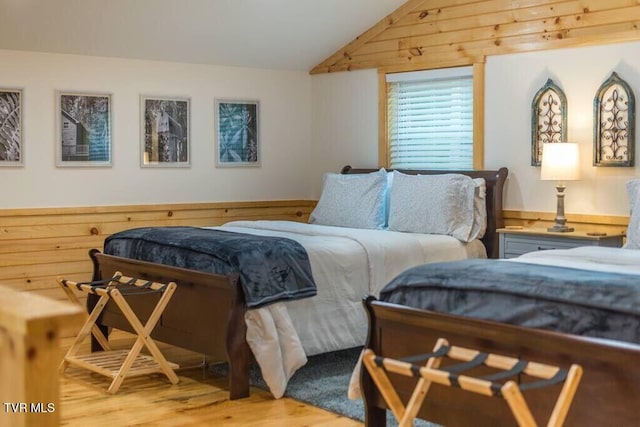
[2,202,625,335]
[0,200,315,310]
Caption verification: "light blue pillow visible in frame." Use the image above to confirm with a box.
[388,171,477,242]
[309,169,387,229]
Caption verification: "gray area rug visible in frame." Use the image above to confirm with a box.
[210,347,436,426]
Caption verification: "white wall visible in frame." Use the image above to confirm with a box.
[485,41,640,216]
[5,41,640,215]
[310,69,379,197]
[0,49,311,208]
[310,41,640,216]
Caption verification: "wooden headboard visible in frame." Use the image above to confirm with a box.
[341,166,508,259]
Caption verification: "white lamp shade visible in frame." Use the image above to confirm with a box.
[540,142,580,181]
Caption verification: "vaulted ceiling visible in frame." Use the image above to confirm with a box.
[1,1,639,74]
[0,0,405,71]
[311,0,640,74]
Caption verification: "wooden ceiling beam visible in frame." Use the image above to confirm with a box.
[326,56,479,74]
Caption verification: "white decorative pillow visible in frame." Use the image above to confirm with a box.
[624,179,640,248]
[388,172,479,242]
[471,178,487,240]
[309,168,387,229]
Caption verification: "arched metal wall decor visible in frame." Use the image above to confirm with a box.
[531,79,567,166]
[594,72,635,167]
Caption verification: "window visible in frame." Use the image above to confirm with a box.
[385,66,476,170]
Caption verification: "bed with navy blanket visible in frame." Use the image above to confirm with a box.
[380,257,640,343]
[86,167,508,401]
[361,246,640,427]
[104,226,316,309]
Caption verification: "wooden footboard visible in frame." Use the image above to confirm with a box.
[362,297,640,427]
[87,249,251,399]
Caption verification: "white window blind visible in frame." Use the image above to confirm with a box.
[387,67,473,170]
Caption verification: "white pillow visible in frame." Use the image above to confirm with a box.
[472,178,487,240]
[624,179,640,248]
[388,171,479,242]
[309,168,387,229]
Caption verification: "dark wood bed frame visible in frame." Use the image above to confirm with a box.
[361,299,640,426]
[87,166,508,400]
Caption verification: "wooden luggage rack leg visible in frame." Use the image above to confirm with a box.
[362,338,583,427]
[58,272,180,393]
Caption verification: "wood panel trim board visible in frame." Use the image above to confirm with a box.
[0,200,316,303]
[0,200,316,217]
[472,61,485,170]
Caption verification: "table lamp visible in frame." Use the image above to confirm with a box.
[540,142,580,232]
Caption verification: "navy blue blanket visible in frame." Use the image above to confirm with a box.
[380,259,640,344]
[104,227,316,309]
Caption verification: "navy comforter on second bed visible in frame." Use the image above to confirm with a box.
[380,258,640,344]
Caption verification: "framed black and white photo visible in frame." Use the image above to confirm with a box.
[215,99,259,167]
[57,91,112,167]
[141,95,190,167]
[0,88,23,166]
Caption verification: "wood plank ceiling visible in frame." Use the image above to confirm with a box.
[311,0,640,74]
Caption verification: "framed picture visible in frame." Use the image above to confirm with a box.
[215,99,260,167]
[141,95,190,167]
[0,88,23,166]
[57,91,112,167]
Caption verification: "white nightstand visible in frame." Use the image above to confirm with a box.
[497,227,624,259]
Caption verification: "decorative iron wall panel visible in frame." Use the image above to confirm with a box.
[531,79,567,166]
[594,72,635,167]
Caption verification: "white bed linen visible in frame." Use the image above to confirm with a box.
[209,220,486,398]
[506,246,640,274]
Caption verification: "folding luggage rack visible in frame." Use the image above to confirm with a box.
[58,273,179,393]
[363,338,583,427]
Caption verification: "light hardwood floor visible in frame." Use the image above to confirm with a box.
[59,331,363,426]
